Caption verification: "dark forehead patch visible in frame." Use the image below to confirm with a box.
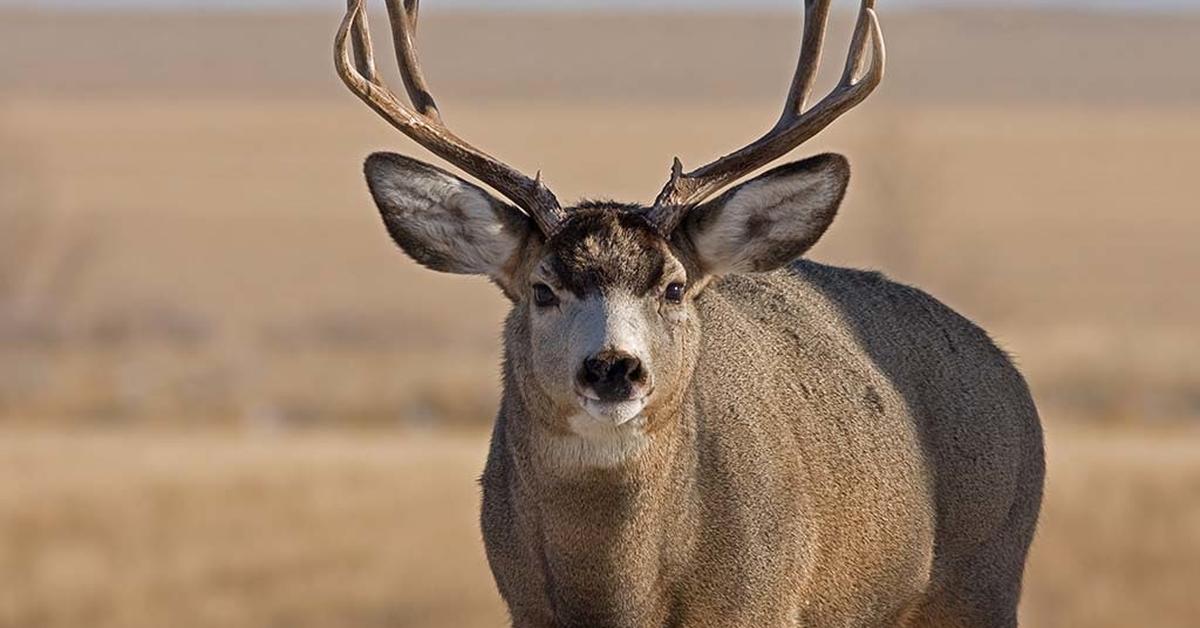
[546,204,666,297]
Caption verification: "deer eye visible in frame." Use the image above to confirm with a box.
[664,282,686,304]
[532,283,559,308]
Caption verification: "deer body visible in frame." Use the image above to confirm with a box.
[482,260,1042,628]
[335,1,1044,625]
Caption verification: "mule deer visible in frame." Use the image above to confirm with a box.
[335,1,1044,625]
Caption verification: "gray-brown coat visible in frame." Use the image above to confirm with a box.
[337,1,1044,625]
[361,152,1043,628]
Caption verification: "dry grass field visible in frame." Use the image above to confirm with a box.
[1,6,1199,628]
[1,427,1197,628]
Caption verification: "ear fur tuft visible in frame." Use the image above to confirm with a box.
[684,153,850,274]
[364,152,532,282]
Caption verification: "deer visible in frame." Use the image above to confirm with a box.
[334,0,1045,626]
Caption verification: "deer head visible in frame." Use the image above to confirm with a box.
[336,0,884,433]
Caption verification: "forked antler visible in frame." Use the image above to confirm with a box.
[646,0,885,234]
[335,0,567,235]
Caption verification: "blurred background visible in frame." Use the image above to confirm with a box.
[1,0,1198,626]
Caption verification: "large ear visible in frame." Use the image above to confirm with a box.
[364,152,533,284]
[682,153,850,274]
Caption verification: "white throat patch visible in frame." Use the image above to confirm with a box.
[550,412,649,468]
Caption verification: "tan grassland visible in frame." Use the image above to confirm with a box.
[1,7,1198,628]
[1,427,1198,628]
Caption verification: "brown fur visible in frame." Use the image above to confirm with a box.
[363,153,1044,627]
[482,251,1043,626]
[482,257,1043,628]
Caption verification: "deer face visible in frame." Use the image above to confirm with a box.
[524,207,692,429]
[365,152,850,436]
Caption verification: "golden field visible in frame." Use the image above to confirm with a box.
[1,7,1199,627]
[0,427,1197,628]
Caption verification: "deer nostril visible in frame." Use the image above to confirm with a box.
[582,358,604,384]
[607,356,639,384]
[627,362,646,384]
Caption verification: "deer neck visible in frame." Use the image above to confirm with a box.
[510,397,698,626]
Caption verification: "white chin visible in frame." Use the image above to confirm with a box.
[578,397,648,426]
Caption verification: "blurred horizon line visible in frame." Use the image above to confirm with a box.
[1,0,1198,15]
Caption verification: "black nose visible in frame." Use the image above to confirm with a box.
[577,350,646,402]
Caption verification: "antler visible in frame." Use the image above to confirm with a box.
[335,0,567,235]
[647,0,885,234]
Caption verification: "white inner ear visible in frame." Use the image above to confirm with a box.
[378,171,519,277]
[693,170,840,274]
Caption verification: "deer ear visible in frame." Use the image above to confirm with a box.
[683,153,849,274]
[365,152,533,283]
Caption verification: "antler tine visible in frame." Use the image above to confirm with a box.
[648,0,885,235]
[783,0,834,120]
[384,0,440,121]
[347,0,378,82]
[840,0,884,92]
[335,0,567,236]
